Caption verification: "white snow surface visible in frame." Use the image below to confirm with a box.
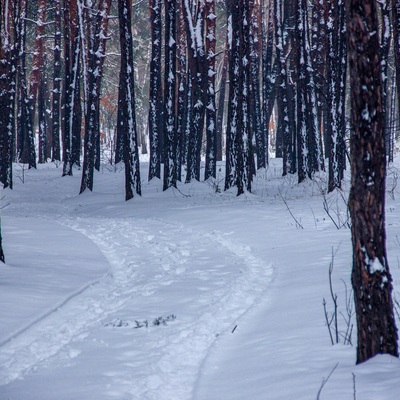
[1,159,400,399]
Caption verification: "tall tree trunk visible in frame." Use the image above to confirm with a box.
[118,0,141,200]
[62,0,81,176]
[80,0,111,193]
[225,0,252,195]
[0,0,16,188]
[327,0,347,192]
[347,0,398,364]
[148,0,163,180]
[176,0,187,180]
[216,38,228,163]
[163,0,177,190]
[204,0,217,180]
[184,0,207,183]
[51,0,62,162]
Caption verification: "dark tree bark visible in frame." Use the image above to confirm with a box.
[51,0,62,162]
[392,0,400,153]
[80,0,111,193]
[216,38,228,163]
[118,0,141,200]
[16,0,36,169]
[296,0,321,183]
[0,0,16,188]
[249,0,264,170]
[148,0,163,180]
[62,0,81,176]
[378,0,392,155]
[261,0,277,167]
[204,0,217,180]
[327,0,347,192]
[184,0,207,183]
[163,0,177,190]
[347,0,398,364]
[176,0,187,180]
[225,0,252,195]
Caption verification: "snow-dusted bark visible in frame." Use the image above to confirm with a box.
[311,0,327,151]
[176,1,187,180]
[148,0,163,180]
[80,0,111,192]
[0,0,17,188]
[51,0,62,162]
[216,36,228,163]
[296,0,321,183]
[392,0,400,154]
[63,0,81,177]
[378,0,392,153]
[118,0,141,200]
[248,0,264,170]
[163,0,177,191]
[184,0,207,183]
[261,0,276,166]
[204,0,217,180]
[326,0,347,192]
[28,0,46,123]
[348,0,398,364]
[274,0,295,175]
[225,0,252,195]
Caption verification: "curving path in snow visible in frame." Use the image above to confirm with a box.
[0,212,273,399]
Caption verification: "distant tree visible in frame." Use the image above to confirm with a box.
[118,0,141,200]
[347,0,398,364]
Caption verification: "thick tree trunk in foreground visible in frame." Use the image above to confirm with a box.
[347,0,398,364]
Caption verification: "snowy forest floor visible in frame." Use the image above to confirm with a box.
[1,159,400,399]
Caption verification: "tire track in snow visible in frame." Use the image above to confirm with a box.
[0,217,274,399]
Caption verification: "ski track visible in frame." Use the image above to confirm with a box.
[0,215,273,398]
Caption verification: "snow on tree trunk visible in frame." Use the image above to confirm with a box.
[225,0,252,195]
[0,0,16,188]
[118,0,141,200]
[347,0,398,364]
[62,0,81,177]
[163,0,177,191]
[80,0,111,193]
[184,0,207,183]
[204,0,217,180]
[327,0,347,192]
[51,0,62,162]
[148,0,163,181]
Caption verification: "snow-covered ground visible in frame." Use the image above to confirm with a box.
[1,159,400,399]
